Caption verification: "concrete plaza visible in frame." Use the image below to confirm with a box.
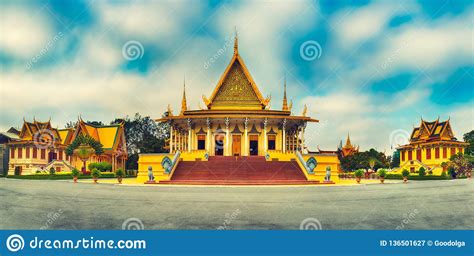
[0,178,472,230]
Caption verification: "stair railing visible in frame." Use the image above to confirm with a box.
[164,151,181,175]
[169,150,181,179]
[296,151,314,174]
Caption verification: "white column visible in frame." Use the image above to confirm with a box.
[206,118,211,152]
[296,126,300,152]
[301,123,306,153]
[178,132,181,151]
[244,117,249,156]
[225,117,230,156]
[282,119,287,153]
[170,125,174,153]
[263,118,268,154]
[187,118,192,152]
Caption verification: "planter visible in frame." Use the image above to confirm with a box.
[380,177,385,183]
[93,177,98,183]
[403,176,407,183]
[356,177,361,183]
[73,176,78,183]
[117,177,123,184]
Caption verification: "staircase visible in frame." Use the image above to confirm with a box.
[160,156,320,185]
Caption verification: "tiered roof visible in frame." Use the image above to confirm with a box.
[409,118,457,143]
[398,118,468,149]
[14,118,126,154]
[158,32,317,123]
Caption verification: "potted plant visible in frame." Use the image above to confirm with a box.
[377,169,387,183]
[116,168,125,184]
[91,168,101,183]
[354,169,364,183]
[402,169,410,183]
[71,168,80,183]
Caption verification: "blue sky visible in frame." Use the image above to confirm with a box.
[0,0,472,153]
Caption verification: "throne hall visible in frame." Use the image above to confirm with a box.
[137,34,340,185]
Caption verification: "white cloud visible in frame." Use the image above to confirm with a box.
[0,6,55,59]
[331,1,418,49]
[371,8,473,77]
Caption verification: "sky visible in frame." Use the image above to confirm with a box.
[0,0,473,154]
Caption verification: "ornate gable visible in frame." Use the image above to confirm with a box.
[204,35,269,110]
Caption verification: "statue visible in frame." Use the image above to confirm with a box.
[325,166,331,182]
[147,166,155,182]
[302,104,307,117]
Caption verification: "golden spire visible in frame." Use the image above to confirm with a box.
[180,77,187,115]
[345,132,352,148]
[233,26,238,55]
[282,75,289,111]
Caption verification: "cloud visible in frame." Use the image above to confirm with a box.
[372,7,473,77]
[331,1,418,49]
[0,6,55,59]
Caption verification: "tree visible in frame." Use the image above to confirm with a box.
[463,130,474,155]
[390,150,400,168]
[111,113,169,170]
[340,148,390,172]
[448,153,473,177]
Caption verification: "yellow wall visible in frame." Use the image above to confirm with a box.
[399,145,465,173]
[267,151,340,182]
[137,153,176,183]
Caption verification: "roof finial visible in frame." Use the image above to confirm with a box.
[346,132,352,147]
[234,26,238,55]
[282,74,289,111]
[180,76,187,115]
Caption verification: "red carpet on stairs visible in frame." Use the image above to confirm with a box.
[159,156,320,185]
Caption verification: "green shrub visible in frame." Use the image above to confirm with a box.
[377,168,387,178]
[71,168,80,177]
[402,169,410,177]
[49,167,56,175]
[441,171,447,178]
[418,167,426,177]
[88,163,98,171]
[88,162,112,172]
[91,168,101,178]
[354,169,364,178]
[115,168,125,178]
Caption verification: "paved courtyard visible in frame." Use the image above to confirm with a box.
[0,178,472,230]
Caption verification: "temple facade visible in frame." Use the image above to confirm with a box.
[397,118,468,174]
[159,36,316,157]
[7,119,127,175]
[137,34,341,184]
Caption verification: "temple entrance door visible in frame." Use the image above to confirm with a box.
[215,134,224,156]
[232,135,241,156]
[249,135,258,156]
